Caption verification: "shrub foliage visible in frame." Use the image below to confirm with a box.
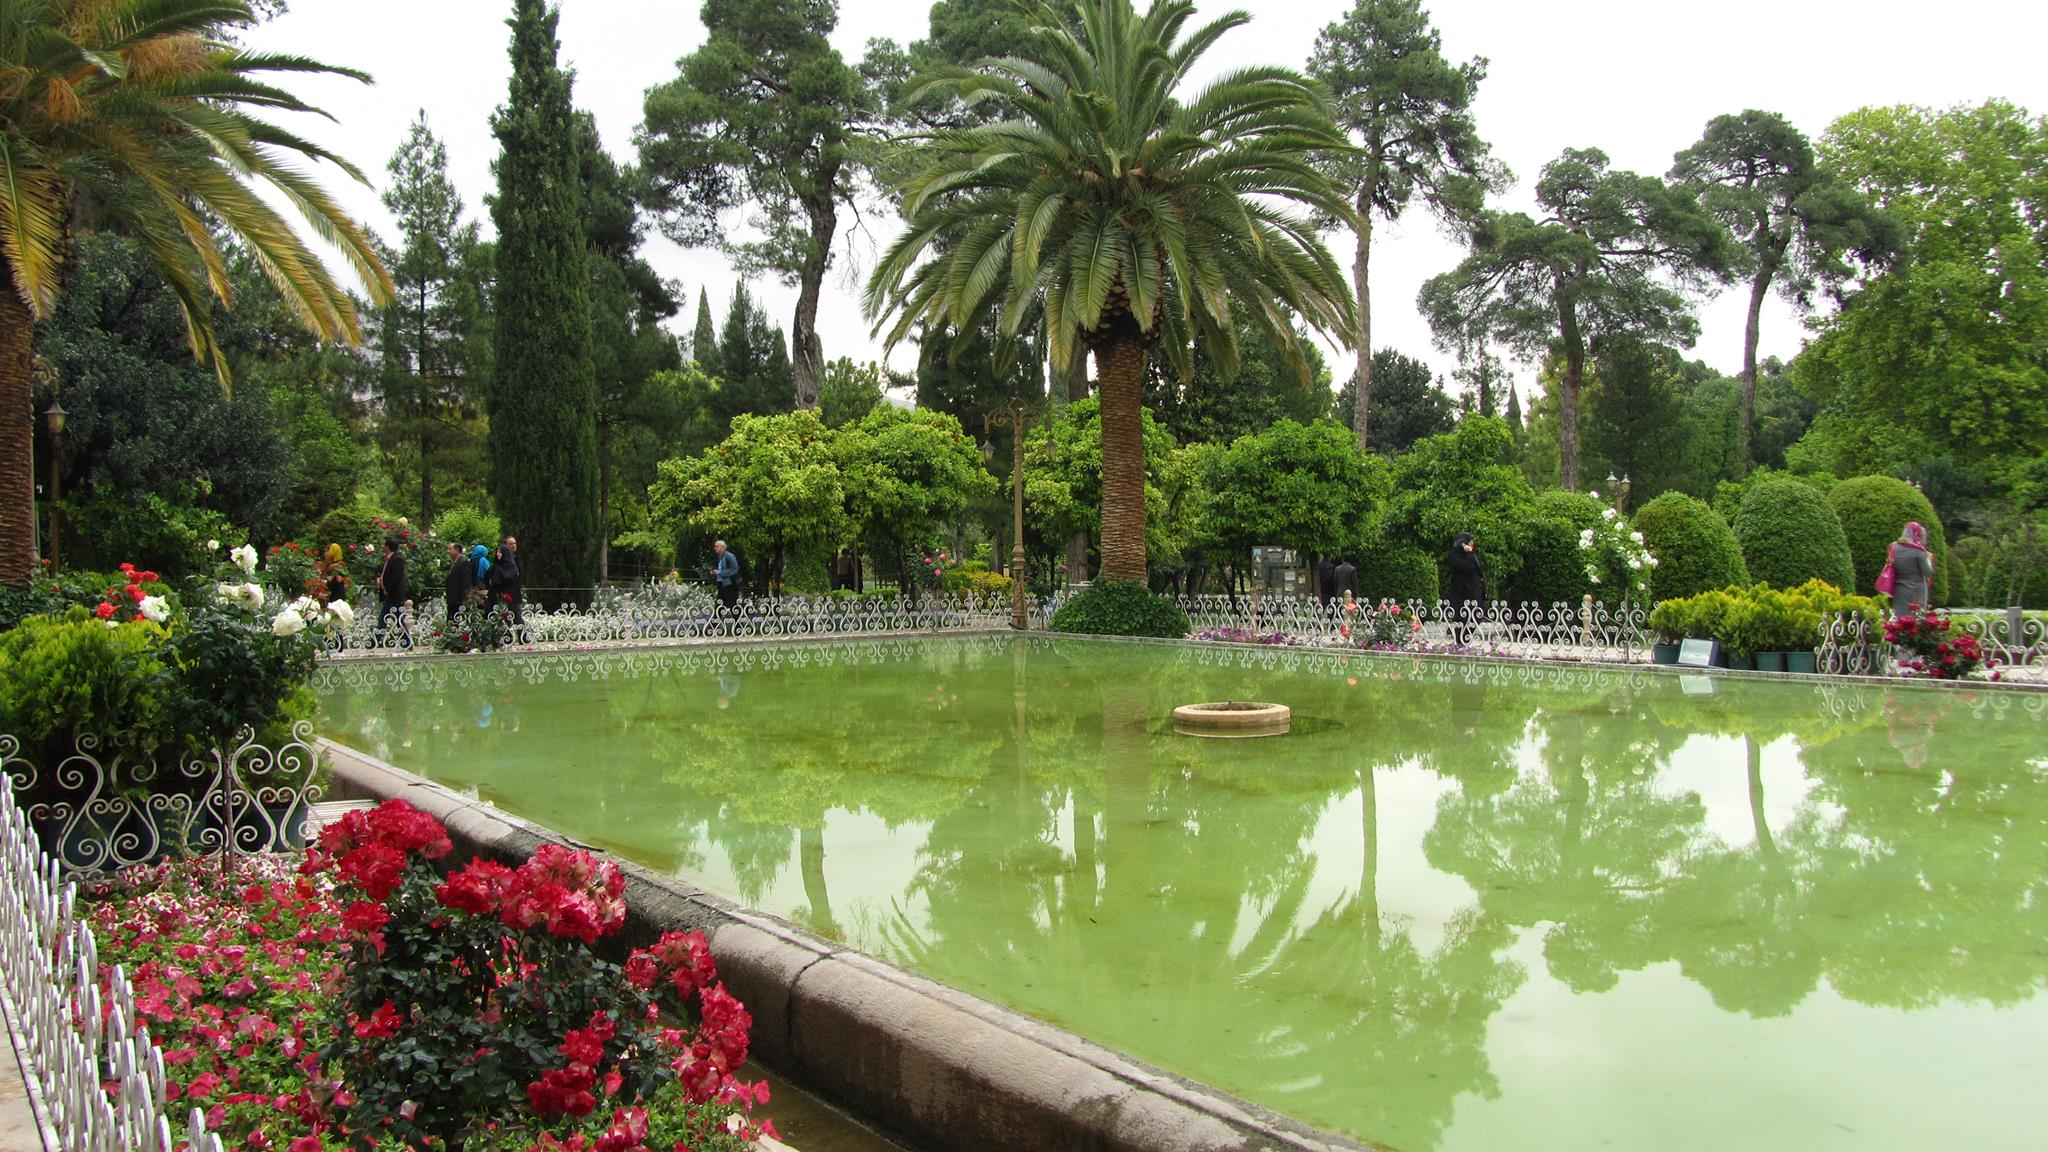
[1050,580,1191,638]
[1827,475,1948,605]
[1634,491,1748,603]
[1734,477,1855,591]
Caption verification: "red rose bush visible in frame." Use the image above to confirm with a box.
[87,800,770,1151]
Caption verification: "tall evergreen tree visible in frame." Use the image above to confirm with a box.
[711,284,793,426]
[1310,0,1503,451]
[375,112,490,527]
[691,287,718,366]
[1335,348,1456,456]
[1504,385,1521,430]
[490,0,599,604]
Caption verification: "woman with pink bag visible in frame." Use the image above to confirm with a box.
[1877,521,1935,613]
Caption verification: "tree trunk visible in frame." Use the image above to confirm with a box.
[1557,294,1584,493]
[1351,194,1374,451]
[791,190,837,411]
[0,281,37,588]
[421,438,434,529]
[798,825,839,938]
[1738,264,1770,478]
[1065,346,1090,401]
[1094,336,1149,584]
[597,431,611,587]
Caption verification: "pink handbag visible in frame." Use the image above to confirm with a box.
[1875,555,1896,595]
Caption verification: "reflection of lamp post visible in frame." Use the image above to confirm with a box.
[41,398,65,574]
[983,403,1035,630]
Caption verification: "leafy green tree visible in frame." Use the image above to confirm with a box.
[373,112,491,528]
[818,358,888,428]
[1334,348,1455,456]
[1146,313,1332,445]
[1632,491,1747,602]
[1021,398,1174,568]
[1383,416,1540,589]
[1583,337,1687,503]
[1670,110,1898,475]
[648,410,849,593]
[1733,475,1855,590]
[913,318,1045,436]
[834,406,996,590]
[490,0,600,604]
[638,0,873,409]
[1792,101,2048,483]
[0,0,390,585]
[1420,148,1734,491]
[866,0,1357,584]
[1206,421,1392,564]
[1828,475,1948,603]
[1310,0,1503,450]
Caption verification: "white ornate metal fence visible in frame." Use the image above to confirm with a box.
[1816,607,2047,677]
[1150,594,1653,663]
[0,785,229,1152]
[327,591,1028,655]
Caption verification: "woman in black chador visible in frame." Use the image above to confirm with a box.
[1448,533,1486,645]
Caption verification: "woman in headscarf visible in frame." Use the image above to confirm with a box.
[1887,521,1935,614]
[1447,532,1486,644]
[322,543,348,605]
[469,543,493,590]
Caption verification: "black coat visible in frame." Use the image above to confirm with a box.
[377,552,406,606]
[491,550,522,595]
[445,555,474,615]
[1448,547,1486,607]
[1332,561,1359,599]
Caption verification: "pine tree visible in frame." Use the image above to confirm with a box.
[1505,386,1522,430]
[710,284,792,424]
[691,287,717,367]
[489,0,599,605]
[375,112,489,527]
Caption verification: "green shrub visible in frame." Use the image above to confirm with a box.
[69,491,244,580]
[1503,514,1591,607]
[0,611,172,767]
[1634,491,1748,602]
[1827,476,1949,604]
[431,505,503,550]
[1734,477,1855,591]
[1356,546,1439,604]
[1050,580,1190,638]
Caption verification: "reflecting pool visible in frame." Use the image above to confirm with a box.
[315,637,2048,1152]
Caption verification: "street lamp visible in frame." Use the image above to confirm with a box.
[984,402,1035,630]
[41,398,65,574]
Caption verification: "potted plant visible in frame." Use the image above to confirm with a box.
[1747,589,1791,673]
[1647,599,1687,664]
[1719,597,1758,670]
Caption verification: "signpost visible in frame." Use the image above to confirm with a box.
[1676,638,1719,668]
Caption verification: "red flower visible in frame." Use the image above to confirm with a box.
[288,1137,323,1152]
[593,1106,650,1152]
[336,844,407,902]
[95,602,116,620]
[435,858,515,915]
[623,952,659,990]
[352,1000,404,1040]
[527,1065,597,1118]
[558,1011,617,1067]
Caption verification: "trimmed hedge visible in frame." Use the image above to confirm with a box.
[1827,476,1949,606]
[1634,491,1748,603]
[1050,580,1191,638]
[1504,491,1610,607]
[1735,477,1856,591]
[1357,546,1440,604]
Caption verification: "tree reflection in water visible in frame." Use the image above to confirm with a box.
[316,640,2048,1151]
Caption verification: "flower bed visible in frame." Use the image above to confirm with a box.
[82,800,773,1151]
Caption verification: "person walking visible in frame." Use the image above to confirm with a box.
[1316,556,1338,610]
[1448,533,1486,645]
[1885,521,1936,614]
[712,539,740,612]
[374,536,408,648]
[490,536,524,633]
[320,543,349,607]
[444,541,473,619]
[1332,556,1359,603]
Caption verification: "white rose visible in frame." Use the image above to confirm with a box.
[1627,558,1642,570]
[1630,531,1644,544]
[1589,490,1601,501]
[270,610,306,637]
[1601,508,1618,521]
[240,582,265,610]
[206,538,221,551]
[326,599,355,627]
[1578,529,1596,549]
[1647,556,1660,567]
[230,544,259,574]
[138,595,170,624]
[287,596,321,620]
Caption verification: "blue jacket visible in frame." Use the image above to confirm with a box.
[715,551,739,586]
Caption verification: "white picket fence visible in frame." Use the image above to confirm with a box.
[0,785,227,1152]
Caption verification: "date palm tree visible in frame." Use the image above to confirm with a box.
[865,0,1356,583]
[1,0,391,585]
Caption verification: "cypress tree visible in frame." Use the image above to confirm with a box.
[489,0,599,606]
[691,287,717,367]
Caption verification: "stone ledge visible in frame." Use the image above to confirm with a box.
[317,739,1377,1152]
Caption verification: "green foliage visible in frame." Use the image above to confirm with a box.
[434,596,512,654]
[1503,491,1604,607]
[1633,491,1748,602]
[819,358,890,428]
[156,603,317,750]
[1049,580,1191,639]
[836,406,998,587]
[1420,148,1735,489]
[1583,338,1689,504]
[0,611,169,767]
[490,0,600,605]
[649,411,850,592]
[1827,475,1949,604]
[1146,312,1334,445]
[1734,477,1856,590]
[1651,579,1878,653]
[1333,349,1457,457]
[70,492,244,581]
[1206,421,1392,562]
[432,506,503,550]
[1021,398,1175,556]
[1383,416,1540,587]
[1356,546,1439,604]
[707,284,796,422]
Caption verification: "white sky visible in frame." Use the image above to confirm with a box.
[249,0,2048,405]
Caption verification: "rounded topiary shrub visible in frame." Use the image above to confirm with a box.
[1634,491,1747,603]
[1356,546,1439,604]
[1503,515,1591,607]
[1827,475,1949,605]
[1734,477,1855,591]
[1050,580,1191,638]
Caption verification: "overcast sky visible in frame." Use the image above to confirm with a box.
[249,0,2048,406]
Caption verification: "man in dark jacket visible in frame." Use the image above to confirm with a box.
[444,542,473,619]
[1316,557,1337,608]
[490,536,524,632]
[1332,556,1359,604]
[375,537,408,648]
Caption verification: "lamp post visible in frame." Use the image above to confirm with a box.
[984,402,1035,630]
[41,398,65,574]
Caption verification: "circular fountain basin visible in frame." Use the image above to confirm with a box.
[1172,700,1291,738]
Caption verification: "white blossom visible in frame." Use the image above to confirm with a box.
[1578,529,1596,550]
[1627,558,1642,570]
[270,610,306,637]
[1629,531,1645,544]
[138,595,170,624]
[217,582,264,611]
[1601,508,1618,521]
[230,544,259,574]
[325,599,355,627]
[206,538,221,552]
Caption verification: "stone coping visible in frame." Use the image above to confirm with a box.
[318,740,1377,1152]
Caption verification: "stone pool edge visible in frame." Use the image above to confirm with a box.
[316,738,1380,1152]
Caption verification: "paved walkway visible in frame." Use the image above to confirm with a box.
[0,998,50,1152]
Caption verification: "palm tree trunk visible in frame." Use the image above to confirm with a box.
[0,281,38,588]
[1351,198,1374,451]
[1094,336,1149,584]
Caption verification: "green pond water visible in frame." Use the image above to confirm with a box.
[314,637,2048,1152]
